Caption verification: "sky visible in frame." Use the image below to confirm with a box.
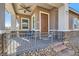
[69,3,79,12]
[5,11,11,27]
[5,3,79,27]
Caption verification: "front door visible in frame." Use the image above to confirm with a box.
[41,13,48,33]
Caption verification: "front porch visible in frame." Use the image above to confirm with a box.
[3,30,64,55]
[1,30,79,56]
[0,3,77,56]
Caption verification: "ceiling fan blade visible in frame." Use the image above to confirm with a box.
[20,4,25,9]
[25,7,30,9]
[24,10,26,13]
[26,9,31,12]
[18,8,23,10]
[19,4,32,13]
[20,3,25,7]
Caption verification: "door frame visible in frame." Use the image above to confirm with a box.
[39,11,50,34]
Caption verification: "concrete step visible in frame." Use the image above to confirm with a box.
[53,42,64,47]
[53,42,67,52]
[56,48,75,56]
[53,44,67,52]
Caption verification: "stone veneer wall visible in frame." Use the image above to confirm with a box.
[0,33,7,56]
[64,31,79,41]
[0,34,2,55]
[64,31,79,55]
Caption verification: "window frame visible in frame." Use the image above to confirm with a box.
[73,17,79,30]
[31,14,36,30]
[21,18,29,30]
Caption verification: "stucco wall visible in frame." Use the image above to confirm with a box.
[32,6,58,31]
[17,6,59,31]
[31,6,50,31]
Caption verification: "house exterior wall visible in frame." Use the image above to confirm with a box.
[17,6,59,31]
[37,6,50,31]
[69,11,79,30]
[31,6,50,31]
[31,6,58,31]
[31,6,39,31]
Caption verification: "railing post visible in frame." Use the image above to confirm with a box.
[35,31,37,49]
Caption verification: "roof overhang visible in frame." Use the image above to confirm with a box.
[69,7,79,16]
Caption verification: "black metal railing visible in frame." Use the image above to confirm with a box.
[0,30,65,56]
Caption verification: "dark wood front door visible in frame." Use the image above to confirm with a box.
[41,13,48,33]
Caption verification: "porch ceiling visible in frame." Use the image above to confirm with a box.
[48,3,64,8]
[12,3,64,15]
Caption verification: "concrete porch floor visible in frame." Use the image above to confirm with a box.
[7,37,63,55]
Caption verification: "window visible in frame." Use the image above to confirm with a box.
[16,20,19,30]
[21,18,29,30]
[73,17,79,30]
[32,14,36,30]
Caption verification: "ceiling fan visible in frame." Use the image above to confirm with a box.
[18,4,31,13]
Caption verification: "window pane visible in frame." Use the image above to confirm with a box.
[22,24,28,29]
[22,19,28,23]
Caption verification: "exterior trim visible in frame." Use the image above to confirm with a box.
[31,14,39,31]
[31,14,35,30]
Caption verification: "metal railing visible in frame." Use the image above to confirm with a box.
[0,30,65,56]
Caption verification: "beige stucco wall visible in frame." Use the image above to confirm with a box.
[17,6,59,31]
[31,6,58,31]
[31,6,50,31]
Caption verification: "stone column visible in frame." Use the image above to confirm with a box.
[58,4,69,31]
[0,3,5,55]
[0,3,5,30]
